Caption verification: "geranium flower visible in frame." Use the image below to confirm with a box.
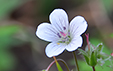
[36,9,88,58]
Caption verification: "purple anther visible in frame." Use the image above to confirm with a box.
[63,27,66,30]
[68,31,70,36]
[57,33,61,38]
[66,38,69,41]
[64,36,67,39]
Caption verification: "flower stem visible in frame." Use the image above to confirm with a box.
[92,66,95,71]
[53,56,57,62]
[72,51,79,71]
[53,56,63,71]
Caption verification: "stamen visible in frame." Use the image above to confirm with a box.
[57,33,61,38]
[57,43,60,45]
[68,31,70,36]
[63,27,66,30]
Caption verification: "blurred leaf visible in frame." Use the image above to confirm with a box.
[39,0,58,15]
[102,0,113,13]
[109,33,113,38]
[0,25,21,49]
[0,0,25,19]
[0,25,20,36]
[0,51,16,71]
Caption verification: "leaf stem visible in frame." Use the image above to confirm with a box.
[92,66,95,71]
[72,51,79,71]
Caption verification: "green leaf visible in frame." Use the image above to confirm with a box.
[56,61,63,71]
[78,49,90,65]
[90,51,97,66]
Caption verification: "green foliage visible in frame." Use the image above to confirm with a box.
[0,25,20,49]
[110,33,113,38]
[0,25,22,70]
[79,38,111,67]
[78,49,90,65]
[78,60,112,71]
[78,38,112,71]
[0,51,16,71]
[0,0,25,19]
[39,0,58,15]
[102,0,113,13]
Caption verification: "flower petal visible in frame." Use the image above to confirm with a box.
[49,9,69,33]
[36,23,59,42]
[45,42,66,57]
[66,36,82,51]
[70,16,88,38]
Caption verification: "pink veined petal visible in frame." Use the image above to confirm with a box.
[36,23,59,42]
[45,42,66,58]
[70,16,88,38]
[66,36,82,51]
[49,9,69,33]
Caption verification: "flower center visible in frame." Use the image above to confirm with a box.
[57,31,71,44]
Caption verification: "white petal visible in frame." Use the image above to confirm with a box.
[49,9,69,33]
[45,42,66,57]
[36,23,59,42]
[70,16,88,38]
[66,36,82,51]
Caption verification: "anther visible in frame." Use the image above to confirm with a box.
[57,33,61,38]
[63,27,66,30]
[57,43,60,45]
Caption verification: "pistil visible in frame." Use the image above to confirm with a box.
[60,32,67,37]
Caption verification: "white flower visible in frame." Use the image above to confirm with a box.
[36,9,88,58]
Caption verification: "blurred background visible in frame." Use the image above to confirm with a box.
[0,0,113,71]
